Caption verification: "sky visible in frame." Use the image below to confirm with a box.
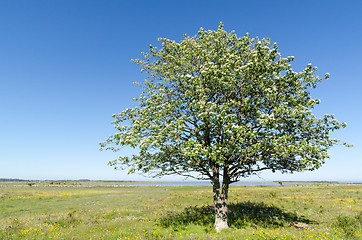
[0,0,361,182]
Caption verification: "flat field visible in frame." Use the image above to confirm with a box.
[0,182,361,239]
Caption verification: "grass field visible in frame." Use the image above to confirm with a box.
[0,182,361,239]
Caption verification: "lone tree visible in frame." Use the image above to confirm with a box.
[101,23,348,231]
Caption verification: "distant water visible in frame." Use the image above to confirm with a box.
[81,181,284,186]
[77,180,362,186]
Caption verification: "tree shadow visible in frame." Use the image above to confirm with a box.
[160,201,313,229]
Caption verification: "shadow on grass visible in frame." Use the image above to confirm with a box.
[160,201,313,229]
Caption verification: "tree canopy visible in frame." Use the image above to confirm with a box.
[101,23,348,230]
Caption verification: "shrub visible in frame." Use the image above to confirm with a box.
[333,212,362,237]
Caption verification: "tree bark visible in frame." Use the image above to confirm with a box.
[213,178,229,231]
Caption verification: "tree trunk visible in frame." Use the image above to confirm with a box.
[213,179,229,231]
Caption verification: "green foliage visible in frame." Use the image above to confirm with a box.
[101,23,348,183]
[333,212,362,238]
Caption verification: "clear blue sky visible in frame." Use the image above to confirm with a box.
[0,0,361,182]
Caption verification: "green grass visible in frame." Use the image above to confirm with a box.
[0,182,361,239]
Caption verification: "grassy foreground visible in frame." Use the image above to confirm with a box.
[0,182,361,239]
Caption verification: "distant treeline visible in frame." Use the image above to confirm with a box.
[0,178,31,182]
[0,178,91,182]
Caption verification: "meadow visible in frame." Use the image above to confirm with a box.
[0,181,361,239]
